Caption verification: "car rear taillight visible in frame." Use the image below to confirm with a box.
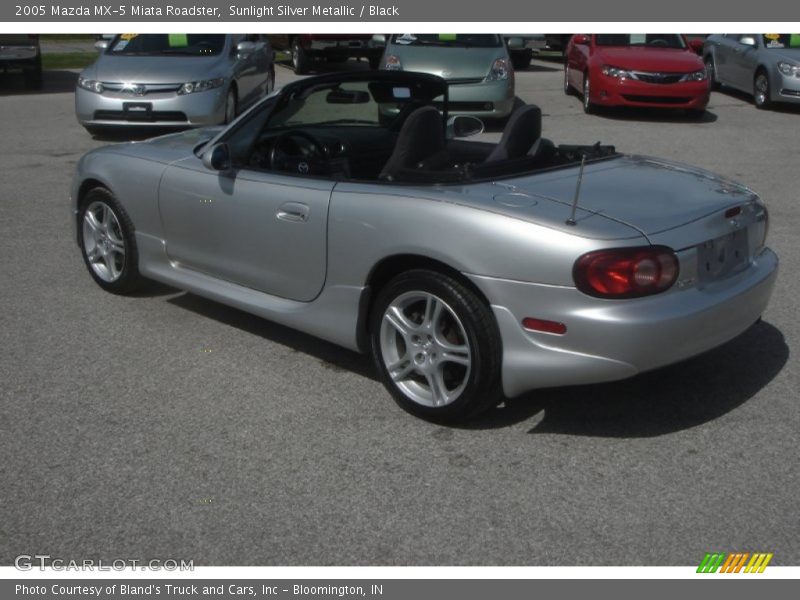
[573,246,679,299]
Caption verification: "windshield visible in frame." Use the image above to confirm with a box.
[595,34,686,49]
[761,34,800,49]
[391,34,502,48]
[108,34,226,56]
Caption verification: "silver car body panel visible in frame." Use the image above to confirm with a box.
[71,80,778,398]
[704,34,800,104]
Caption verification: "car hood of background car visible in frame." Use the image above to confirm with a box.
[595,47,703,72]
[763,48,800,63]
[387,45,505,79]
[86,54,228,83]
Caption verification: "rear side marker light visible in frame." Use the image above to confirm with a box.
[724,206,742,218]
[522,318,567,335]
[573,246,679,299]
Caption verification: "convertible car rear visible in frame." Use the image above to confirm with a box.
[71,71,778,421]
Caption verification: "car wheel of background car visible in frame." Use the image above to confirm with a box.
[224,88,238,124]
[267,68,275,93]
[511,53,530,71]
[704,56,719,91]
[78,188,142,295]
[370,269,503,422]
[582,74,595,114]
[24,55,43,90]
[563,65,573,95]
[291,38,310,74]
[754,70,772,109]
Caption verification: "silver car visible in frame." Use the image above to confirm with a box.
[703,34,800,108]
[71,71,778,422]
[380,34,515,119]
[75,34,275,134]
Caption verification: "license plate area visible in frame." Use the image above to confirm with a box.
[697,228,749,283]
[123,102,153,120]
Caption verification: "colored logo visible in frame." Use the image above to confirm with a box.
[697,552,773,573]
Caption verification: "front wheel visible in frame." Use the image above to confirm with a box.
[563,65,573,95]
[77,188,142,294]
[582,73,595,114]
[704,56,719,91]
[754,71,772,109]
[224,87,238,124]
[291,38,310,74]
[370,270,503,422]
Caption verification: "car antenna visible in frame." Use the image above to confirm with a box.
[566,155,586,226]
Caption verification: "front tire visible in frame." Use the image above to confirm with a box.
[582,73,595,114]
[370,270,503,422]
[291,38,310,74]
[754,70,772,109]
[224,87,238,124]
[704,56,719,91]
[77,188,142,294]
[563,65,574,95]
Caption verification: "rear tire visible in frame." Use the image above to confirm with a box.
[370,269,503,422]
[77,188,142,295]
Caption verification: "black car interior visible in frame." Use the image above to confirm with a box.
[240,77,617,183]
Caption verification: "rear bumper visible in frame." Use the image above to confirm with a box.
[0,45,40,69]
[592,74,710,109]
[468,247,778,397]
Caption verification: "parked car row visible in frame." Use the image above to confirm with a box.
[564,33,800,116]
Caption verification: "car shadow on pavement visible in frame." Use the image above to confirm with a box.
[589,105,719,124]
[162,292,786,437]
[0,69,78,96]
[713,86,800,115]
[167,291,378,381]
[464,320,787,436]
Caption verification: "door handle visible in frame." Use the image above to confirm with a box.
[277,202,309,223]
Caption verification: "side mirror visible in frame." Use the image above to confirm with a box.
[94,40,109,51]
[688,39,704,54]
[236,41,256,56]
[573,34,591,46]
[446,115,484,139]
[202,143,231,171]
[739,36,757,47]
[506,37,524,50]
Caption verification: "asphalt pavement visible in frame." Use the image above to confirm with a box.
[0,57,798,566]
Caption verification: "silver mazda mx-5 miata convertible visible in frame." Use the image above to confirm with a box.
[71,71,778,421]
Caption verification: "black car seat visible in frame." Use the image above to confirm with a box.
[379,106,448,181]
[484,104,542,162]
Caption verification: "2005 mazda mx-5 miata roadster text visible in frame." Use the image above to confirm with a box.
[71,71,778,421]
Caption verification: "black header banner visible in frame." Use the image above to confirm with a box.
[3,0,799,23]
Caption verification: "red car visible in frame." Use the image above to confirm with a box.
[564,34,709,116]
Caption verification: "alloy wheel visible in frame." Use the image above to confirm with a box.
[82,200,125,282]
[379,291,472,408]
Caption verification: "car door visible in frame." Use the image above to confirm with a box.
[157,156,333,302]
[729,35,761,91]
[710,35,738,84]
